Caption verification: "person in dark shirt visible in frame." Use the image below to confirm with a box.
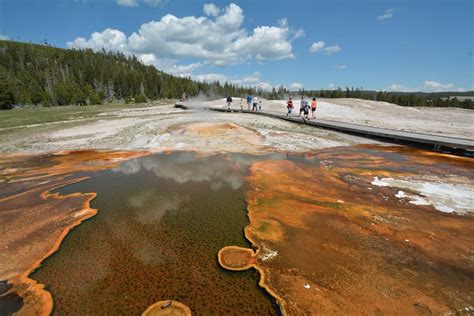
[226,95,232,111]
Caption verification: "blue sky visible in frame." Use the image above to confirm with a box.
[1,0,472,92]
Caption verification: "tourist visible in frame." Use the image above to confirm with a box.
[311,97,317,119]
[258,99,262,111]
[303,100,310,119]
[226,95,232,111]
[240,98,243,111]
[246,95,252,110]
[252,96,259,111]
[287,96,294,116]
[299,96,305,116]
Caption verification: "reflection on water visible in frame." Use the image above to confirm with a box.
[31,152,284,315]
[0,281,23,315]
[115,151,286,190]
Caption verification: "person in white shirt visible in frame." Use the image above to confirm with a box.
[299,96,305,116]
[252,96,259,111]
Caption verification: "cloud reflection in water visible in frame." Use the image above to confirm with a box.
[114,151,286,190]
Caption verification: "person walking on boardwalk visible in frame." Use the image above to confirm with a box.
[287,96,294,116]
[246,95,252,110]
[303,99,310,119]
[252,96,259,111]
[311,97,317,119]
[299,96,305,116]
[226,95,233,111]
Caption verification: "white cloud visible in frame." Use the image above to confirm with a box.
[138,56,202,76]
[69,28,128,52]
[336,64,347,69]
[385,82,462,92]
[377,8,397,20]
[0,35,8,40]
[117,0,164,7]
[194,73,230,83]
[278,18,288,28]
[381,82,470,92]
[138,53,157,65]
[385,83,412,92]
[193,71,277,92]
[143,0,163,6]
[323,45,341,55]
[309,41,325,53]
[309,41,341,55]
[215,3,244,31]
[292,28,305,40]
[169,63,202,76]
[256,81,274,92]
[203,3,220,17]
[328,83,335,89]
[116,0,138,6]
[234,72,275,91]
[423,80,454,91]
[69,3,301,67]
[289,82,303,90]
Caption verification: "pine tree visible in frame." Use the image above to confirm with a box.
[0,66,13,109]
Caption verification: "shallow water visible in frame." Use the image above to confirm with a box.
[0,281,23,315]
[26,146,474,315]
[31,151,284,315]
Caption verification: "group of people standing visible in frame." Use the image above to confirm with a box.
[287,96,317,119]
[225,94,318,119]
[245,95,262,111]
[226,95,262,111]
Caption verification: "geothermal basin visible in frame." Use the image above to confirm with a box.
[1,100,474,315]
[0,145,473,315]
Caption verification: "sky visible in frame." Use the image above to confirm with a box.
[0,0,473,92]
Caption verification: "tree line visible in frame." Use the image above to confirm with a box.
[0,40,472,110]
[0,40,258,110]
[289,87,473,109]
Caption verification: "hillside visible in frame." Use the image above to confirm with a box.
[0,40,472,110]
[0,40,255,109]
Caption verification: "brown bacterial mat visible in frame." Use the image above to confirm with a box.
[3,146,473,315]
[221,145,474,315]
[29,151,281,315]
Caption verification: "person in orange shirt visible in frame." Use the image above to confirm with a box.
[311,97,317,119]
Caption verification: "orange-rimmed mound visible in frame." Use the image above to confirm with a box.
[170,122,267,153]
[223,145,474,315]
[0,150,149,315]
[218,246,257,271]
[142,300,192,316]
[217,246,286,314]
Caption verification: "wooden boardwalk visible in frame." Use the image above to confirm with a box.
[176,103,474,152]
